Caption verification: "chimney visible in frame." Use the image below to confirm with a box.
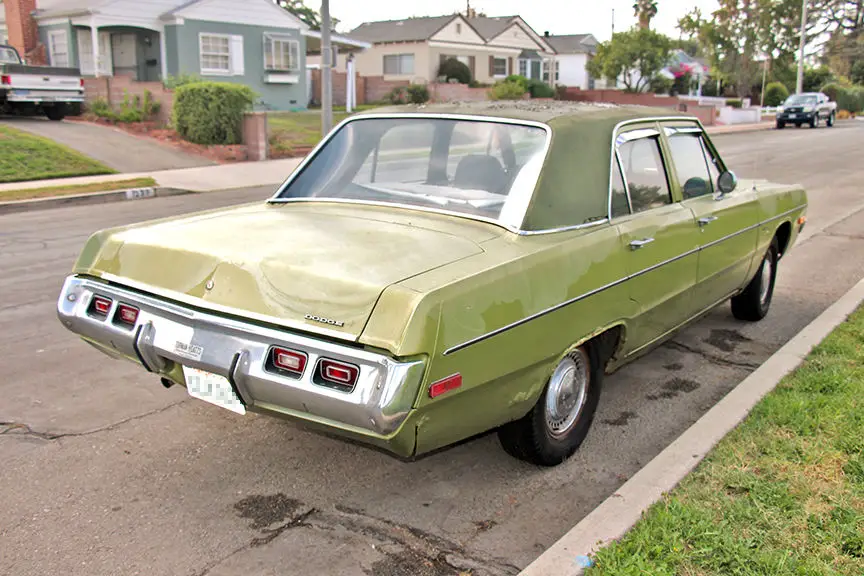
[3,0,45,64]
[544,31,550,37]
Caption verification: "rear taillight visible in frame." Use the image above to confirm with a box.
[267,346,308,378]
[114,303,139,327]
[1,75,10,86]
[315,359,359,390]
[79,78,84,87]
[88,295,112,317]
[429,374,462,398]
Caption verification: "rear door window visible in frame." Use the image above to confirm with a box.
[617,136,671,213]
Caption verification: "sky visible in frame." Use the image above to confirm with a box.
[329,0,721,41]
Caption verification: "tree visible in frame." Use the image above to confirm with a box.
[763,81,789,105]
[587,28,673,92]
[275,0,339,30]
[437,58,472,84]
[633,0,658,30]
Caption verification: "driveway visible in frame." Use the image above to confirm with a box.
[0,117,215,173]
[1,122,863,576]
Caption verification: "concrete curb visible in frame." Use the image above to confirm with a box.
[0,186,192,216]
[705,122,775,135]
[519,275,864,576]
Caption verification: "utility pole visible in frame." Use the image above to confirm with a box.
[796,0,808,94]
[611,8,615,36]
[321,0,333,135]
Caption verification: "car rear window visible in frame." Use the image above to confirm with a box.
[275,118,549,226]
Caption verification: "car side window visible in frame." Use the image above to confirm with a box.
[617,137,671,213]
[699,137,721,187]
[610,157,630,218]
[668,134,713,199]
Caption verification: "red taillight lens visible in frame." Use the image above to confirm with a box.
[429,374,462,398]
[89,295,112,317]
[316,359,359,390]
[115,303,139,327]
[79,78,84,87]
[1,75,11,86]
[269,346,307,377]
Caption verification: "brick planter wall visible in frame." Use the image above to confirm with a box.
[83,76,174,125]
[429,83,490,102]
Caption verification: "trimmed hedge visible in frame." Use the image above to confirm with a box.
[490,80,527,100]
[763,82,789,107]
[437,58,472,84]
[173,82,255,145]
[527,79,555,98]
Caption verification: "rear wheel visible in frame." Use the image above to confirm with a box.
[498,345,602,466]
[827,112,835,127]
[731,239,778,321]
[45,105,66,121]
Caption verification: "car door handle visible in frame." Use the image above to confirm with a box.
[629,238,655,250]
[698,215,718,226]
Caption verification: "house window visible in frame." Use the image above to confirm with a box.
[542,61,549,82]
[47,30,69,67]
[264,34,299,72]
[200,34,230,74]
[456,23,462,34]
[383,54,414,75]
[492,57,507,77]
[518,59,527,77]
[555,61,560,82]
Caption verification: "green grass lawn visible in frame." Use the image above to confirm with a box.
[0,125,116,183]
[586,305,864,575]
[267,111,352,155]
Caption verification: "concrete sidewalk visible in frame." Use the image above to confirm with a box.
[705,121,775,134]
[0,157,303,194]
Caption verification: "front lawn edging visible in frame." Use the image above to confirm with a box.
[519,275,864,576]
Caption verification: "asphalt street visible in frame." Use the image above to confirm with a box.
[1,121,863,576]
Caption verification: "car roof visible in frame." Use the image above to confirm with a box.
[354,102,696,231]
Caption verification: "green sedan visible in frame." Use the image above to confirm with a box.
[57,102,807,466]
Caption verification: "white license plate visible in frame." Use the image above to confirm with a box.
[183,366,246,415]
[789,114,797,118]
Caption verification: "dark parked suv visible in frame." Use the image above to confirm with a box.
[776,92,837,129]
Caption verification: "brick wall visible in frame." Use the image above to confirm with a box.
[3,0,45,64]
[677,103,716,126]
[83,76,174,125]
[429,83,490,102]
[558,88,680,108]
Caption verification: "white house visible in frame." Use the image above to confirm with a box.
[544,33,597,89]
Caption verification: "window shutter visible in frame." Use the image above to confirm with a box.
[469,55,475,78]
[508,57,513,75]
[489,55,494,76]
[230,35,244,75]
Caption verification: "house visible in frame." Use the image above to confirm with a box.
[0,0,368,110]
[328,10,558,86]
[544,33,598,89]
[663,49,710,95]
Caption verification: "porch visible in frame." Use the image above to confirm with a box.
[72,24,165,81]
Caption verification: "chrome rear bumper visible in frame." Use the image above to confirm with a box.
[57,275,425,436]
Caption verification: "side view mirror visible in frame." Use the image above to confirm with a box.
[716,170,737,197]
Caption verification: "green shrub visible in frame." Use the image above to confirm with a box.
[88,98,113,119]
[851,61,864,85]
[763,82,789,107]
[822,83,864,114]
[527,79,555,98]
[726,98,743,109]
[437,58,471,84]
[173,82,256,145]
[388,86,410,104]
[489,80,527,100]
[164,73,204,89]
[821,82,843,103]
[650,76,673,94]
[388,84,430,105]
[504,74,530,91]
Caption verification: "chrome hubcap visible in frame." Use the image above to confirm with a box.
[545,349,590,438]
[759,255,773,305]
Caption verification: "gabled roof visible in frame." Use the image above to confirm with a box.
[545,34,598,55]
[348,15,458,44]
[466,15,516,40]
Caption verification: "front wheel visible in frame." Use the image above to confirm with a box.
[776,121,786,129]
[498,345,602,466]
[731,239,778,321]
[827,112,835,127]
[810,114,819,128]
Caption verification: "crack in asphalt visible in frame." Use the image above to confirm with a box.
[0,399,187,441]
[666,341,761,370]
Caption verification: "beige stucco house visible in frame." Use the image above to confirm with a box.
[311,11,559,86]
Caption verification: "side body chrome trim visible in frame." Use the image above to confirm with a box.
[442,204,805,355]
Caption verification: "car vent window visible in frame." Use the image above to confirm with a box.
[617,137,671,213]
[611,156,630,218]
[668,133,714,199]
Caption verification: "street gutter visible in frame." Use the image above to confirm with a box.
[0,187,191,215]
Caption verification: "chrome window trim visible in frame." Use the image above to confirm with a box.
[663,126,703,135]
[267,113,556,234]
[606,116,700,222]
[443,203,806,356]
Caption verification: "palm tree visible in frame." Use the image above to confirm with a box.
[633,0,658,29]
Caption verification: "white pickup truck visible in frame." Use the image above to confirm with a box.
[1,44,84,121]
